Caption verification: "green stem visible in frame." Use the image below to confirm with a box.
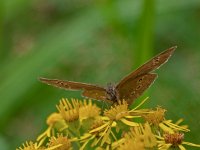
[133,0,155,106]
[0,1,4,61]
[136,0,155,66]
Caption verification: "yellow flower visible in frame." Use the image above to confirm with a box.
[142,107,189,133]
[159,119,189,133]
[57,99,100,122]
[56,99,80,122]
[79,99,100,121]
[37,113,67,146]
[156,132,200,150]
[142,106,166,125]
[104,100,139,127]
[164,132,184,146]
[17,97,199,150]
[90,122,112,147]
[46,113,63,126]
[90,118,105,134]
[116,138,144,150]
[112,123,157,150]
[78,118,113,149]
[47,134,71,150]
[17,141,43,150]
[104,100,129,120]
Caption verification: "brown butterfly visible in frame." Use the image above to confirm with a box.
[39,46,176,105]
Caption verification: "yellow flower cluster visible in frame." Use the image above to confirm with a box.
[17,98,200,150]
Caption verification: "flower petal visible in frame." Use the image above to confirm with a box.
[120,118,139,126]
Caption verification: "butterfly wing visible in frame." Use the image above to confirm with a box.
[116,46,176,104]
[82,89,112,103]
[116,73,157,105]
[116,46,176,89]
[39,77,108,101]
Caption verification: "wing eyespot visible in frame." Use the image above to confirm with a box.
[153,57,160,65]
[138,78,143,83]
[56,81,61,85]
[131,91,136,96]
[136,85,141,90]
[58,81,64,86]
[57,81,69,88]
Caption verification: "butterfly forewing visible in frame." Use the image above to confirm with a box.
[39,78,105,91]
[116,46,176,89]
[117,73,157,104]
[40,78,108,102]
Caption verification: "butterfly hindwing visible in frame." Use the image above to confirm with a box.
[82,89,108,102]
[116,73,157,104]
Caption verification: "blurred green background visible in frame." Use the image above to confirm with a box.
[0,0,200,149]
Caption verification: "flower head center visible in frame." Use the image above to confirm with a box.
[164,133,184,146]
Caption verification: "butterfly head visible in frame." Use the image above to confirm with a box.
[106,83,118,102]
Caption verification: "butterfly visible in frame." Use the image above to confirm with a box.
[39,46,176,105]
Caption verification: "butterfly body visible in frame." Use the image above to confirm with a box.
[39,46,176,105]
[105,83,118,103]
